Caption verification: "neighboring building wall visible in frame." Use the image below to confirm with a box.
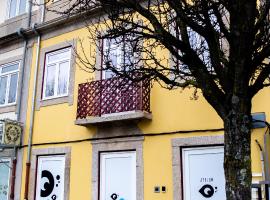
[0,41,32,200]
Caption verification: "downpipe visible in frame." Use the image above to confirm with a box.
[9,148,17,200]
[24,2,45,199]
[23,25,41,200]
[11,0,33,199]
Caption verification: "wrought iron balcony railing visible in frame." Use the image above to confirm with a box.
[76,77,151,119]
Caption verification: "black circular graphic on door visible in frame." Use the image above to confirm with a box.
[111,193,118,200]
[40,170,55,197]
[199,184,216,198]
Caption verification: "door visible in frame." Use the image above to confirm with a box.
[35,155,65,200]
[182,146,226,200]
[100,151,136,200]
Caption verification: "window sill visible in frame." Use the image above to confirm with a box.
[42,94,68,101]
[38,95,69,109]
[0,104,16,114]
[1,13,28,27]
[75,111,152,126]
[0,102,16,107]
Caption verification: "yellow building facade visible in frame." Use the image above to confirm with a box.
[0,1,269,200]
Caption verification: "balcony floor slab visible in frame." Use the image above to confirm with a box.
[75,111,152,126]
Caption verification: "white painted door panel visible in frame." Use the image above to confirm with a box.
[35,155,65,200]
[100,152,136,200]
[183,146,226,200]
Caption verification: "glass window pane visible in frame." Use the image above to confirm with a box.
[109,47,119,67]
[47,49,70,64]
[8,73,18,104]
[9,0,17,18]
[0,160,10,200]
[18,0,26,14]
[103,70,114,79]
[2,63,19,73]
[0,77,7,105]
[57,61,69,95]
[45,65,56,98]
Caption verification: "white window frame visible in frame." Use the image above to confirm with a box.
[102,38,124,79]
[0,61,20,107]
[0,158,11,200]
[6,0,28,19]
[42,48,71,100]
[102,36,135,79]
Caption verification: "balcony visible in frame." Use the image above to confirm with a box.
[75,77,151,126]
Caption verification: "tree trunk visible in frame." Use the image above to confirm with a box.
[223,96,252,200]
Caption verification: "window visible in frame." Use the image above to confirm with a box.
[8,0,27,18]
[0,159,11,200]
[43,48,71,99]
[99,151,136,200]
[102,36,134,79]
[0,62,19,106]
[35,155,66,200]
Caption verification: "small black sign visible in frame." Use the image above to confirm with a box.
[199,184,217,198]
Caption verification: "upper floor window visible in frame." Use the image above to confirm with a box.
[43,47,71,100]
[102,36,134,79]
[0,62,19,106]
[8,0,27,18]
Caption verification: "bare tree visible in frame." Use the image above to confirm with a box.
[59,0,270,199]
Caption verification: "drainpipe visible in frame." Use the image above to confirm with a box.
[9,147,17,200]
[264,134,270,181]
[16,0,33,120]
[255,139,265,180]
[10,0,33,199]
[24,2,45,200]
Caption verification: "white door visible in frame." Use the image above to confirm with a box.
[35,155,65,200]
[100,151,136,200]
[182,146,226,200]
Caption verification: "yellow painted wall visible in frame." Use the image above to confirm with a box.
[19,24,270,200]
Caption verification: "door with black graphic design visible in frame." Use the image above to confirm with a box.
[182,146,226,200]
[35,155,65,200]
[100,151,136,200]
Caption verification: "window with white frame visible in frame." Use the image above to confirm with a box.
[102,36,134,79]
[0,158,11,200]
[8,0,27,18]
[0,62,19,106]
[43,47,71,99]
